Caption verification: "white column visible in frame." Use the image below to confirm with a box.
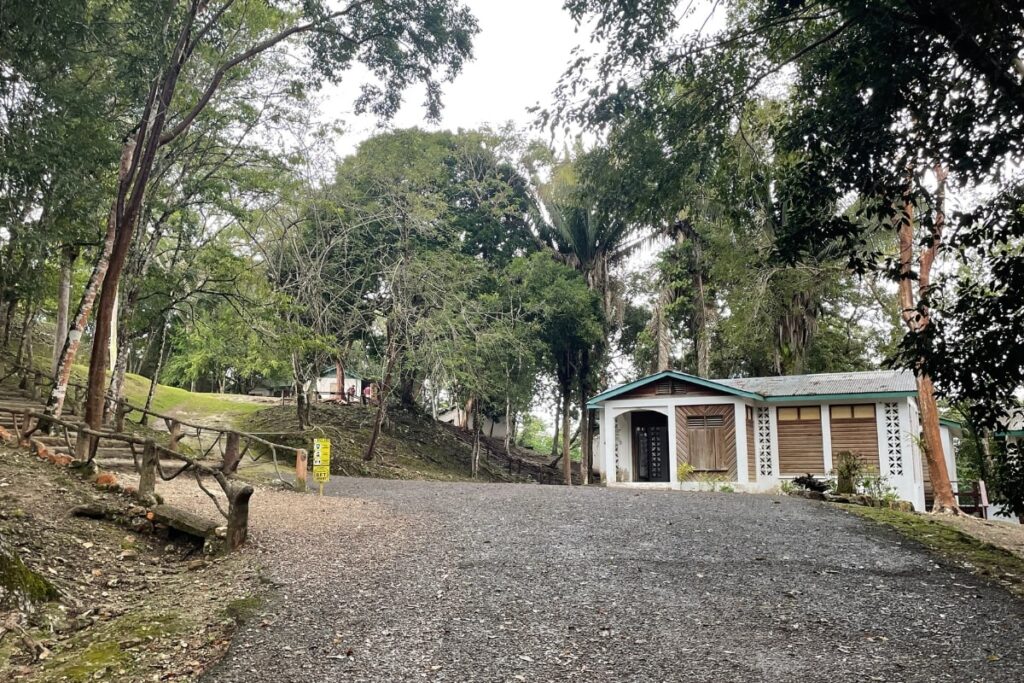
[734,401,748,484]
[874,402,889,472]
[769,406,781,480]
[821,403,833,475]
[667,405,678,486]
[603,406,616,483]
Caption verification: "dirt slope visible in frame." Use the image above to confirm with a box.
[244,403,558,484]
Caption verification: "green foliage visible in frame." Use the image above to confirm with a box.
[992,441,1024,518]
[832,451,865,495]
[506,253,605,397]
[517,414,554,454]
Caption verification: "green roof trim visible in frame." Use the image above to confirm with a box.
[939,417,964,430]
[765,391,917,403]
[997,429,1024,438]
[587,370,764,408]
[587,371,926,408]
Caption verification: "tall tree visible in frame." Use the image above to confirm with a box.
[56,0,478,447]
[554,0,1024,509]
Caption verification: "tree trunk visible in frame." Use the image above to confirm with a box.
[398,369,418,410]
[504,397,512,456]
[52,247,75,374]
[47,143,131,419]
[561,385,572,485]
[140,321,165,428]
[1,300,15,348]
[85,200,139,431]
[654,287,672,372]
[550,398,560,459]
[578,349,591,485]
[335,356,345,401]
[471,396,481,477]
[226,483,255,551]
[364,333,397,462]
[918,374,957,510]
[20,310,36,394]
[694,269,712,378]
[105,324,131,424]
[14,303,31,369]
[896,167,958,513]
[291,351,307,430]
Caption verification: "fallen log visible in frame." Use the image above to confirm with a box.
[150,504,219,540]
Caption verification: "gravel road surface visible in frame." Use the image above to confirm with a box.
[207,480,1024,682]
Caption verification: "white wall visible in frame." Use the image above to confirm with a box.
[437,407,508,439]
[316,375,360,399]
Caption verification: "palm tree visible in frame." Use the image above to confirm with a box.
[534,151,639,484]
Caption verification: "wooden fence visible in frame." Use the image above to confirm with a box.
[0,353,312,550]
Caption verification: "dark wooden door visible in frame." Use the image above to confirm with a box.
[633,412,669,482]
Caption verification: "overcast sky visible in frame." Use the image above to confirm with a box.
[322,1,586,156]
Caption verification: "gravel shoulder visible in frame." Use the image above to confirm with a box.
[202,479,1024,682]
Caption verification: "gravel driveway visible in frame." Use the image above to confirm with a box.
[208,480,1024,682]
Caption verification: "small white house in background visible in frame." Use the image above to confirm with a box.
[588,369,968,513]
[316,367,362,401]
[437,406,508,440]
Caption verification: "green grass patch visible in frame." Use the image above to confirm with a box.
[844,505,1024,597]
[0,543,59,606]
[39,610,185,682]
[119,373,266,419]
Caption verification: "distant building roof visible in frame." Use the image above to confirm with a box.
[717,370,918,398]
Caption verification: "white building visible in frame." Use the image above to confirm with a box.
[588,369,965,512]
[315,367,362,401]
[437,406,508,440]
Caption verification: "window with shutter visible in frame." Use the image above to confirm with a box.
[830,404,875,420]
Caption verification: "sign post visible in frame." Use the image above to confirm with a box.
[313,438,331,496]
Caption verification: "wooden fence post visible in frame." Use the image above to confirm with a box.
[166,419,181,452]
[222,432,241,475]
[138,439,157,504]
[114,402,126,433]
[226,483,254,551]
[295,449,308,493]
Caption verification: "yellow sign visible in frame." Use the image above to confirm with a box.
[313,438,331,486]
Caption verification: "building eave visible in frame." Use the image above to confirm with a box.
[764,391,918,403]
[587,371,764,408]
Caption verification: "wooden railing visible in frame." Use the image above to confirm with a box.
[1,406,254,549]
[0,353,314,550]
[111,397,309,486]
[953,479,991,519]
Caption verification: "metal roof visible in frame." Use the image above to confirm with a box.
[588,369,919,407]
[717,370,918,398]
[586,370,762,406]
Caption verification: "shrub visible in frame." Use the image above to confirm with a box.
[833,451,864,494]
[677,462,695,482]
[792,473,829,493]
[859,466,899,502]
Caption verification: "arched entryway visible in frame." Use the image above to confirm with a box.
[631,410,670,482]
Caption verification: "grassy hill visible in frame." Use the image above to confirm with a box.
[244,403,537,483]
[12,342,542,483]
